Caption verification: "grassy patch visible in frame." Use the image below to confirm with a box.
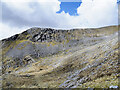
[78,74,118,88]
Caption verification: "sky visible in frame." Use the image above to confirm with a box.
[0,0,118,40]
[57,2,82,16]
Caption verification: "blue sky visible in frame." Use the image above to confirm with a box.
[0,0,118,40]
[57,2,82,16]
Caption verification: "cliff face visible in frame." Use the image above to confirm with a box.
[0,25,119,88]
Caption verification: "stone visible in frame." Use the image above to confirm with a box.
[109,85,118,88]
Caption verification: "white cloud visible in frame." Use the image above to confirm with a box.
[0,23,29,40]
[77,0,118,27]
[0,0,118,39]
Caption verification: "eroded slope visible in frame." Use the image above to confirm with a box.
[1,25,119,88]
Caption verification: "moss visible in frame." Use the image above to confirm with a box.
[40,41,61,47]
[17,40,30,50]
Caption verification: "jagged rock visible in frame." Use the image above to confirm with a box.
[24,56,35,64]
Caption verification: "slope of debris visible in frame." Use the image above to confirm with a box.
[0,25,119,88]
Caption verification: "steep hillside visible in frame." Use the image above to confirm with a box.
[0,25,119,88]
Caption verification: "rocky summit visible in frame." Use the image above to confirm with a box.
[0,25,119,88]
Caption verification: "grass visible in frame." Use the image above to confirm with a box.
[78,74,118,88]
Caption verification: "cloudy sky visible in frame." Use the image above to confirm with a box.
[0,0,118,40]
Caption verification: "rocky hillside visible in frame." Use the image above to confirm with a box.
[0,25,119,88]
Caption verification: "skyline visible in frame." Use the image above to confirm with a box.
[0,0,118,40]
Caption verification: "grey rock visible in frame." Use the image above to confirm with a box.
[109,85,118,88]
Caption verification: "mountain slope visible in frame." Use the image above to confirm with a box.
[0,25,119,88]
